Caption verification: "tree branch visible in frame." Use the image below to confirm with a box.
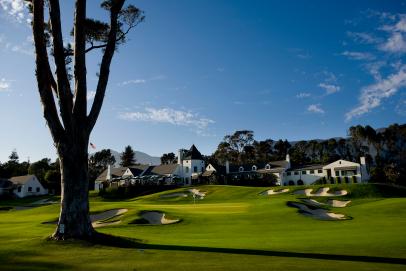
[48,0,73,131]
[87,0,125,134]
[72,0,88,120]
[32,0,65,142]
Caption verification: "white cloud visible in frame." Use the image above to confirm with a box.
[0,0,29,24]
[346,31,381,44]
[118,107,215,134]
[0,34,34,56]
[296,92,311,98]
[307,104,325,114]
[87,90,96,101]
[119,79,146,86]
[0,78,11,92]
[380,32,406,53]
[341,51,375,60]
[318,83,340,95]
[346,65,406,121]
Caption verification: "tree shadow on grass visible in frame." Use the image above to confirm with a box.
[86,233,406,266]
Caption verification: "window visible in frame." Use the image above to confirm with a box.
[239,166,244,172]
[335,171,340,176]
[318,169,322,173]
[201,167,204,172]
[28,187,32,192]
[294,171,299,175]
[287,172,291,176]
[302,171,306,175]
[36,187,40,192]
[185,167,189,173]
[252,165,257,171]
[265,164,270,170]
[310,170,315,174]
[17,186,22,192]
[194,166,197,173]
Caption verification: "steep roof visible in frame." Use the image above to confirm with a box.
[183,144,203,160]
[268,160,290,169]
[9,175,36,185]
[96,167,128,181]
[144,164,179,176]
[127,165,150,176]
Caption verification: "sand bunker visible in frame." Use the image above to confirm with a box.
[140,211,180,225]
[327,199,351,207]
[294,187,347,197]
[288,202,346,220]
[261,188,289,195]
[160,192,188,198]
[189,189,206,199]
[91,208,128,228]
[302,199,351,208]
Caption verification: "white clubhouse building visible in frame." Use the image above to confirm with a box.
[95,145,369,189]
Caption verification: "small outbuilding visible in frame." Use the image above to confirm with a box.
[9,175,48,198]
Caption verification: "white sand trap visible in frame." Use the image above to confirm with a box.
[301,199,325,207]
[327,199,351,207]
[295,187,348,197]
[189,189,206,199]
[261,188,289,195]
[160,192,188,198]
[294,188,313,196]
[312,187,348,197]
[141,211,179,225]
[289,202,346,220]
[91,208,128,228]
[302,199,351,208]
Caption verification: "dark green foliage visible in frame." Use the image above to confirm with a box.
[120,145,136,167]
[161,152,177,165]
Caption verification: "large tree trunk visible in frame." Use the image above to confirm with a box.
[52,137,95,240]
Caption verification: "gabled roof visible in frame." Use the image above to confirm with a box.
[268,160,290,169]
[127,165,149,176]
[96,167,128,181]
[183,144,203,160]
[9,175,36,185]
[144,164,179,176]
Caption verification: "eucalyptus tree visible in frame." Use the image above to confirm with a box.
[29,0,144,239]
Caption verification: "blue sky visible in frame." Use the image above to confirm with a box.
[0,0,405,162]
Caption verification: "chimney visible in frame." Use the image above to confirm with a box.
[286,154,291,169]
[178,149,183,165]
[106,165,112,181]
[225,160,230,174]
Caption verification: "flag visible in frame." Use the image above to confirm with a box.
[90,142,96,149]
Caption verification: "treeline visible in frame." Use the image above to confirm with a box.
[0,150,61,193]
[209,124,406,185]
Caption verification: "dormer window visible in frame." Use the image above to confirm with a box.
[239,166,244,172]
[252,165,257,171]
[265,164,271,170]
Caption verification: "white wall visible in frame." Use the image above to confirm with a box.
[182,159,205,185]
[13,176,48,198]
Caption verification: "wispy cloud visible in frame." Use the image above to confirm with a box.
[118,107,215,135]
[296,92,311,98]
[87,91,96,101]
[118,75,166,87]
[288,48,312,59]
[307,104,325,114]
[341,51,375,60]
[346,65,406,121]
[0,34,34,56]
[346,31,382,44]
[318,83,340,95]
[0,78,11,92]
[0,0,30,24]
[380,32,406,53]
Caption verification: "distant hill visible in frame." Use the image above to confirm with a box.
[110,150,160,166]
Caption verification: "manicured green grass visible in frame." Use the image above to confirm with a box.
[0,184,405,270]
